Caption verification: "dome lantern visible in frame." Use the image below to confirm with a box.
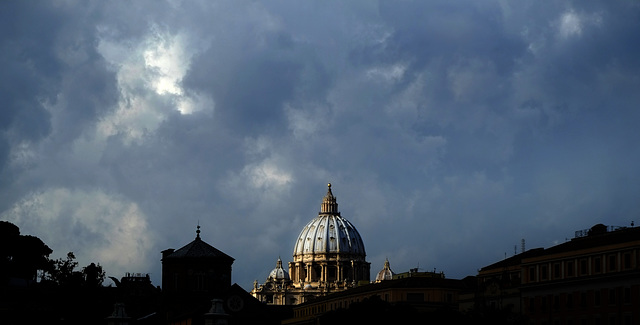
[320,183,339,214]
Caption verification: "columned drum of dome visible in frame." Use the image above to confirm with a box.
[289,184,370,289]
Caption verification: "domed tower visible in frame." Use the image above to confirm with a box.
[251,257,292,305]
[289,184,370,292]
[375,258,395,282]
[268,257,290,282]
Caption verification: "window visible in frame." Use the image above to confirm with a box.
[623,313,632,325]
[594,257,601,273]
[566,293,574,309]
[529,297,535,313]
[580,259,588,275]
[624,287,631,304]
[529,267,536,282]
[624,252,632,269]
[554,263,561,279]
[608,255,617,272]
[541,265,548,280]
[446,293,453,303]
[609,288,617,305]
[195,273,205,291]
[567,261,574,277]
[594,290,601,306]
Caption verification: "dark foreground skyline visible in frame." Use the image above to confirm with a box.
[3,220,639,325]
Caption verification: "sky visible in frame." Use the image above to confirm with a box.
[2,0,640,291]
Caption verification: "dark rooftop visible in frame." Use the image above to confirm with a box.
[163,226,234,261]
[479,224,640,272]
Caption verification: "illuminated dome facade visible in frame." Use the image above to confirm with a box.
[375,258,395,282]
[292,200,366,257]
[268,257,290,281]
[289,184,370,290]
[252,184,370,305]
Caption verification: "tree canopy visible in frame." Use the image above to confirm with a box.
[46,252,106,287]
[0,221,53,284]
[1,221,105,288]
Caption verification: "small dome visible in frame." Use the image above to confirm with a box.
[293,184,366,257]
[375,258,395,282]
[268,257,290,281]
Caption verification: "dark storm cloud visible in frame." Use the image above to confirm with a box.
[0,2,59,172]
[0,2,117,177]
[184,28,332,137]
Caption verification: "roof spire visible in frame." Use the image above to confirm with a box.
[196,223,201,239]
[320,183,339,214]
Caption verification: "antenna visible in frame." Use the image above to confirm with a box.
[521,239,525,254]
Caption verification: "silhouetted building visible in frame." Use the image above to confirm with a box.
[393,267,446,280]
[282,272,468,325]
[161,225,235,324]
[108,272,161,323]
[474,223,640,324]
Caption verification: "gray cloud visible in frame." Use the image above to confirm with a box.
[1,0,639,289]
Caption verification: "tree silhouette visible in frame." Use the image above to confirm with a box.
[45,252,106,287]
[82,262,106,287]
[1,221,106,288]
[47,252,81,286]
[0,221,53,285]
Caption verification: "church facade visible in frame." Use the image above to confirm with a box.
[251,184,370,305]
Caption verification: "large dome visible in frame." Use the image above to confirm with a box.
[293,184,366,257]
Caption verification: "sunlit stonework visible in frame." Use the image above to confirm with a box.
[375,258,395,282]
[251,184,370,305]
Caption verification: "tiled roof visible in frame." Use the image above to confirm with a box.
[165,236,234,261]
